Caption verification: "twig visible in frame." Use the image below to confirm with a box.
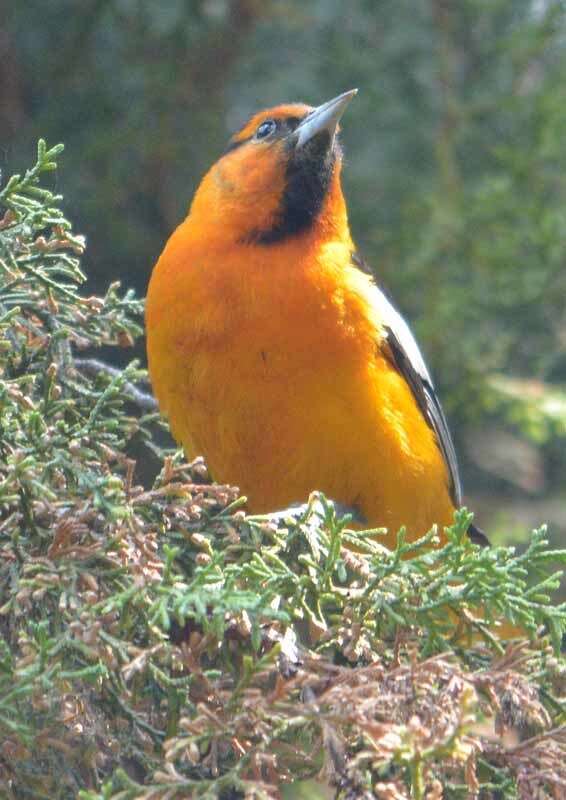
[74,357,158,411]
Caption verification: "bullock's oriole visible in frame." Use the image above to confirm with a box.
[146,90,486,548]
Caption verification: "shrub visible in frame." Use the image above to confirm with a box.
[0,143,565,800]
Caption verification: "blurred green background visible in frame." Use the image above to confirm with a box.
[3,0,566,545]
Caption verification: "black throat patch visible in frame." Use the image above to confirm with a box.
[248,133,338,245]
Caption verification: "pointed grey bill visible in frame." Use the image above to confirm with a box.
[293,89,358,149]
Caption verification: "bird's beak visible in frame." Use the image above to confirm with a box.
[293,89,358,149]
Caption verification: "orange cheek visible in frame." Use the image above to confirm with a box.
[211,163,236,194]
[210,146,287,233]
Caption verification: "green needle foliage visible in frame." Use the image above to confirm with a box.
[1,144,565,800]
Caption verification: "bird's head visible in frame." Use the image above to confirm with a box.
[189,90,357,246]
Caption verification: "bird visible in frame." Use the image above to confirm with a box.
[146,89,486,548]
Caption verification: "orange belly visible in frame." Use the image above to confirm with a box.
[171,356,454,544]
[146,228,455,547]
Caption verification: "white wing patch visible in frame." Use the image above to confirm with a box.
[368,280,463,507]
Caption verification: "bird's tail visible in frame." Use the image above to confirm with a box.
[467,522,490,547]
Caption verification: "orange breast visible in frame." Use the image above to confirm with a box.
[146,221,455,546]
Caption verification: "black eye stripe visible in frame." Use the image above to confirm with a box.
[284,116,301,131]
[224,114,308,154]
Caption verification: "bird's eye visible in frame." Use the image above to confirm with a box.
[255,120,277,140]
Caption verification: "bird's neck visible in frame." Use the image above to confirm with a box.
[187,172,353,260]
[148,179,358,362]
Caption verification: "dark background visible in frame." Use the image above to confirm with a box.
[3,0,566,546]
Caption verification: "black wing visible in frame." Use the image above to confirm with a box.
[352,254,488,546]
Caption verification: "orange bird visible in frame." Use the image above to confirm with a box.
[146,90,486,548]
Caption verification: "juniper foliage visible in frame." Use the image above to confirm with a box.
[0,144,565,800]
